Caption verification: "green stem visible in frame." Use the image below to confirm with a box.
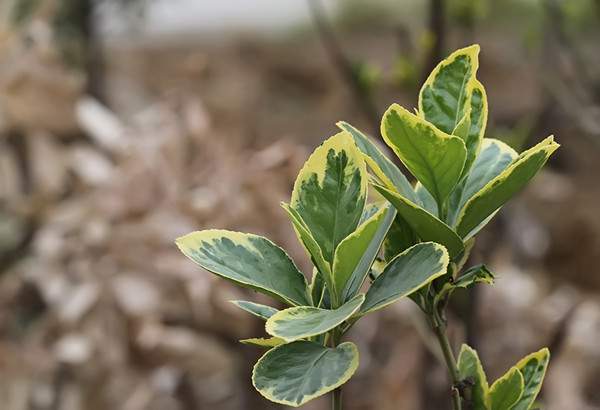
[330,328,343,410]
[332,387,343,410]
[432,321,462,410]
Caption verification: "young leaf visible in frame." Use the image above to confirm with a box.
[488,367,524,410]
[381,104,467,206]
[265,294,365,342]
[337,121,418,202]
[290,131,367,264]
[309,268,328,308]
[334,205,396,302]
[252,341,359,407]
[231,300,279,320]
[176,230,310,306]
[448,139,518,226]
[241,337,286,348]
[419,44,480,134]
[373,183,465,258]
[460,79,489,178]
[511,348,550,410]
[456,136,560,238]
[282,203,333,299]
[360,242,449,314]
[458,344,489,410]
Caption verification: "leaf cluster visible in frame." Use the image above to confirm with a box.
[176,44,558,408]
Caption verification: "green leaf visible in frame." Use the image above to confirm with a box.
[458,344,489,410]
[489,367,524,410]
[231,300,279,320]
[454,264,495,289]
[337,121,418,202]
[240,337,286,348]
[419,44,480,134]
[448,139,518,226]
[415,182,439,216]
[360,242,449,314]
[383,214,418,262]
[309,268,328,308]
[334,205,396,302]
[266,294,364,342]
[290,131,367,264]
[512,348,550,410]
[176,230,309,306]
[373,183,465,258]
[282,203,332,299]
[253,341,359,407]
[461,79,489,178]
[381,104,467,206]
[456,136,559,238]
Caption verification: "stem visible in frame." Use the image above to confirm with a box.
[329,329,343,410]
[332,388,343,410]
[432,321,462,410]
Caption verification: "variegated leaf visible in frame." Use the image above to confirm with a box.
[334,205,396,302]
[382,104,467,206]
[241,337,286,348]
[488,367,524,410]
[373,183,464,258]
[266,294,364,342]
[176,230,309,306]
[456,136,559,238]
[253,341,359,407]
[290,131,367,264]
[512,348,550,410]
[231,300,279,320]
[458,344,489,410]
[419,44,480,134]
[361,242,449,314]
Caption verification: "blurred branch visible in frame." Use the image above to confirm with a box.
[306,0,380,134]
[423,0,446,82]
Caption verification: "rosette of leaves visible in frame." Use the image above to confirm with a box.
[176,44,559,409]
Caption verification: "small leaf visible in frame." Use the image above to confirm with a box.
[309,268,328,308]
[241,337,286,348]
[448,139,518,226]
[252,341,359,407]
[266,294,364,342]
[282,203,333,300]
[231,300,279,320]
[290,131,367,264]
[456,136,559,238]
[334,205,396,302]
[176,230,309,306]
[373,184,464,258]
[511,348,550,410]
[489,367,525,410]
[419,44,480,134]
[382,104,467,206]
[461,79,489,178]
[454,264,495,289]
[458,344,489,410]
[361,242,449,314]
[337,121,418,202]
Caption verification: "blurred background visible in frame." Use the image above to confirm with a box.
[1,0,599,409]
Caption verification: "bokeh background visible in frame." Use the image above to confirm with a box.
[1,1,599,409]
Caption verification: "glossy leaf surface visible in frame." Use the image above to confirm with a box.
[419,45,480,134]
[382,104,467,205]
[373,184,464,258]
[334,205,395,302]
[253,341,359,407]
[266,294,364,342]
[176,230,309,306]
[512,348,550,410]
[458,344,489,410]
[290,131,367,263]
[489,367,524,410]
[456,136,559,238]
[361,242,449,314]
